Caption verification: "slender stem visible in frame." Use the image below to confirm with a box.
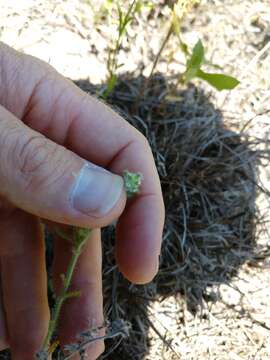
[37,171,142,359]
[41,231,90,352]
[148,23,174,80]
[105,0,137,97]
[137,22,174,104]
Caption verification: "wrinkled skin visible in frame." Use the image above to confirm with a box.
[0,42,165,359]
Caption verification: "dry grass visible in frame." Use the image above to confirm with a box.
[91,73,270,359]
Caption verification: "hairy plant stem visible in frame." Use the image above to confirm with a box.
[41,229,91,353]
[37,171,142,359]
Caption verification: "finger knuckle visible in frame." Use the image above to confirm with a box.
[19,135,49,173]
[138,132,151,150]
[17,134,59,191]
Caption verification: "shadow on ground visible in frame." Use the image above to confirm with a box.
[0,73,264,360]
[74,73,262,359]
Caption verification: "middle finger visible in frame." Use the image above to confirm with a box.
[52,227,104,359]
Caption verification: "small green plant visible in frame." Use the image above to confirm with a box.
[104,0,138,98]
[183,40,239,90]
[103,0,239,95]
[36,170,143,359]
[148,0,199,77]
[148,0,239,91]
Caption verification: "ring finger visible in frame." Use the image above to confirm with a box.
[0,209,49,360]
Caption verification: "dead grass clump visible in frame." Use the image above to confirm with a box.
[73,73,270,359]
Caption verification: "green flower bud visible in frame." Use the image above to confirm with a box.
[123,170,143,198]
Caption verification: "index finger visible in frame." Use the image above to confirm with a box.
[0,45,165,283]
[57,82,165,283]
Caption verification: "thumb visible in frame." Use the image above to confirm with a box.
[0,105,126,227]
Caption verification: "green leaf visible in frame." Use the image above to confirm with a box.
[184,40,205,82]
[184,67,197,82]
[76,228,91,242]
[186,40,204,73]
[197,70,240,91]
[123,170,143,198]
[64,290,82,300]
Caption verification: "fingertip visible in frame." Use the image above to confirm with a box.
[118,257,159,285]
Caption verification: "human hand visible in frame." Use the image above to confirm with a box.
[0,42,164,359]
